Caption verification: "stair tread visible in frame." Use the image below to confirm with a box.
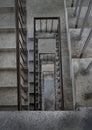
[0,66,28,70]
[0,85,27,88]
[0,27,15,32]
[0,7,14,13]
[67,6,92,18]
[0,48,16,52]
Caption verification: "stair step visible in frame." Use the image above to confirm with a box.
[0,48,16,52]
[0,51,16,68]
[0,0,14,8]
[0,87,27,106]
[0,32,15,48]
[0,27,15,32]
[0,12,15,29]
[68,6,92,28]
[70,28,92,58]
[0,7,14,13]
[68,7,92,18]
[0,105,28,111]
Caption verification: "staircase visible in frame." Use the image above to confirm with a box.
[28,38,40,110]
[55,36,64,110]
[28,38,34,110]
[0,0,28,110]
[0,0,91,111]
[65,0,92,109]
[0,0,92,129]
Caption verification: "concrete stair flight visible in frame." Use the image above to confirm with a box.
[0,0,28,111]
[28,38,40,110]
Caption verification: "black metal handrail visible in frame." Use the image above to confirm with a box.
[15,0,28,110]
[34,17,59,33]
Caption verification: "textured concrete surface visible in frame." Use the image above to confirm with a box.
[0,32,15,49]
[0,12,15,28]
[0,51,16,68]
[0,87,27,106]
[66,0,89,7]
[70,28,92,58]
[44,76,55,110]
[0,0,18,110]
[0,88,17,105]
[38,39,56,53]
[72,58,92,108]
[0,110,92,130]
[68,7,92,28]
[0,70,17,87]
[0,0,14,7]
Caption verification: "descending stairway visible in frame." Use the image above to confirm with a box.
[0,0,28,110]
[55,37,64,110]
[27,16,65,110]
[28,38,40,110]
[65,0,92,109]
[28,38,35,110]
[1,0,92,112]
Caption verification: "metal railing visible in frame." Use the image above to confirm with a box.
[34,17,59,33]
[15,0,28,110]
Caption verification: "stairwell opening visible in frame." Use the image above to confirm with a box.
[28,17,64,111]
[39,53,55,110]
[42,71,55,111]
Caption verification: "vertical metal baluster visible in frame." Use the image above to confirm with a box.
[46,19,47,32]
[85,61,92,73]
[34,19,36,110]
[75,0,83,28]
[51,19,53,32]
[79,28,92,58]
[40,19,42,32]
[71,0,75,7]
[15,0,22,111]
[78,0,92,39]
[74,0,80,16]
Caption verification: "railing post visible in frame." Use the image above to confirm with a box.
[75,0,83,28]
[58,18,64,110]
[78,0,92,39]
[15,0,27,110]
[81,61,92,75]
[79,28,92,58]
[15,0,22,111]
[85,61,92,73]
[74,0,80,16]
[71,0,75,7]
